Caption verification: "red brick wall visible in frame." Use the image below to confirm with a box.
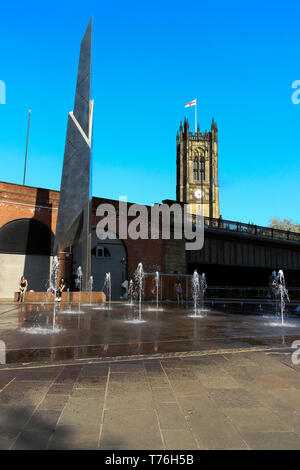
[0,183,166,280]
[91,196,165,275]
[0,182,71,281]
[0,181,59,233]
[125,238,164,275]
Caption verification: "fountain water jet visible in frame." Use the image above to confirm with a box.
[103,272,111,309]
[50,256,59,329]
[200,273,207,311]
[128,279,134,306]
[82,275,94,306]
[155,271,160,310]
[146,271,164,312]
[190,270,207,317]
[272,269,290,325]
[125,263,146,323]
[75,266,83,313]
[192,270,200,316]
[135,263,144,321]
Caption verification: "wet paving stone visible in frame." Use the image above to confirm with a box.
[2,302,300,449]
[47,383,74,395]
[207,388,262,409]
[191,363,228,377]
[242,431,300,450]
[0,437,15,450]
[162,429,199,450]
[12,429,53,450]
[38,394,69,411]
[169,380,208,397]
[156,403,187,430]
[24,409,61,431]
[71,388,106,400]
[0,382,49,407]
[148,376,169,387]
[106,386,154,410]
[268,389,300,411]
[79,365,109,377]
[74,375,108,388]
[2,303,300,364]
[162,368,197,380]
[252,374,294,390]
[151,387,176,405]
[0,373,17,391]
[2,350,300,449]
[110,361,146,373]
[178,395,220,418]
[15,367,63,382]
[100,409,163,450]
[198,374,240,389]
[223,406,292,432]
[0,406,35,439]
[54,365,82,384]
[109,372,148,383]
[58,397,103,426]
[49,424,100,450]
[186,411,249,450]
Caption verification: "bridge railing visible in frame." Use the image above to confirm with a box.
[203,217,300,242]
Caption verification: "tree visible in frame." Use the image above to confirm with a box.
[269,217,300,233]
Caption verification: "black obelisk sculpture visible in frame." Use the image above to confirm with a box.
[54,18,93,291]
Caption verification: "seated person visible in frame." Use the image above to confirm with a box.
[19,276,28,302]
[56,278,66,301]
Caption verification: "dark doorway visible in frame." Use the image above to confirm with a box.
[0,218,54,297]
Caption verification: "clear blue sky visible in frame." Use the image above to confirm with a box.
[0,0,299,226]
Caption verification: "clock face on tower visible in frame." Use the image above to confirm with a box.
[194,189,204,199]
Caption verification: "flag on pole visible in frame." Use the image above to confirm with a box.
[185,99,197,132]
[185,99,197,108]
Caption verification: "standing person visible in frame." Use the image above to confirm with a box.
[56,278,66,301]
[174,278,183,305]
[18,276,28,302]
[121,279,128,300]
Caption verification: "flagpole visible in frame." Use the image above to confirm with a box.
[195,100,197,133]
[23,109,31,185]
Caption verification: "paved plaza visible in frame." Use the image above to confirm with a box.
[1,350,300,449]
[1,302,300,363]
[1,302,300,449]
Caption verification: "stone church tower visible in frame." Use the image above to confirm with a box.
[176,118,220,218]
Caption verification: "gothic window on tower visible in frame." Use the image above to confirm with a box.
[200,156,205,181]
[193,158,200,181]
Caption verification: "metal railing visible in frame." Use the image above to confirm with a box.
[203,217,300,242]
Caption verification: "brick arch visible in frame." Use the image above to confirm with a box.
[0,218,54,255]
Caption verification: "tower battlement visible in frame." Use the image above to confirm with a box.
[176,118,217,142]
